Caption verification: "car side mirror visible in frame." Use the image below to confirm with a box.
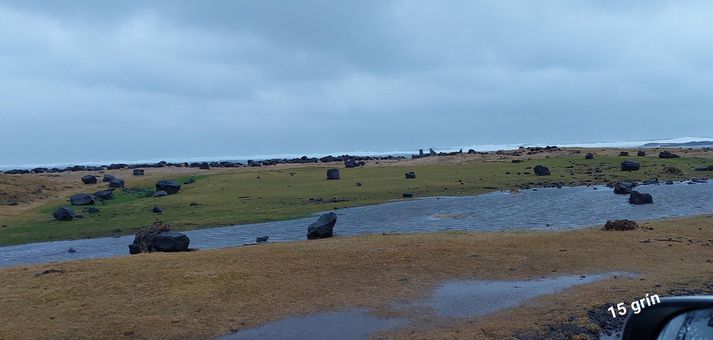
[622,296,713,339]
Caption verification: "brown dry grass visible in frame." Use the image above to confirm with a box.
[2,215,712,339]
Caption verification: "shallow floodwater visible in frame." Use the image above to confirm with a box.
[1,181,712,267]
[219,272,630,339]
[218,308,406,340]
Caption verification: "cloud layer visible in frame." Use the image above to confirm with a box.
[2,1,713,165]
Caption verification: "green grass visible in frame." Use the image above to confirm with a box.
[1,155,712,246]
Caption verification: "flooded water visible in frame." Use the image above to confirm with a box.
[423,273,634,318]
[220,272,631,339]
[218,308,405,340]
[2,181,713,268]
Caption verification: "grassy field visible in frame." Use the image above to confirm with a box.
[2,215,711,339]
[1,152,712,245]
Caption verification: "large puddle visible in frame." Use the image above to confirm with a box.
[2,181,713,267]
[220,272,631,339]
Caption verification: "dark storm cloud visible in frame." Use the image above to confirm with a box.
[1,1,713,165]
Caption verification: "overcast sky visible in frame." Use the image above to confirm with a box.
[2,1,713,166]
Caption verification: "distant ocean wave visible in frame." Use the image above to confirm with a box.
[2,136,712,171]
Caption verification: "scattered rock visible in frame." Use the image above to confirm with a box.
[637,150,646,157]
[184,178,196,185]
[81,175,97,184]
[92,189,114,200]
[603,220,639,231]
[356,182,362,187]
[620,160,640,171]
[402,192,414,198]
[405,171,416,179]
[155,180,181,195]
[83,207,100,214]
[69,193,95,206]
[108,178,125,188]
[52,207,74,221]
[642,178,659,185]
[344,159,357,168]
[152,190,168,198]
[326,168,340,180]
[663,166,683,175]
[152,206,162,213]
[659,151,680,159]
[307,212,337,239]
[585,153,595,160]
[256,236,269,243]
[619,151,630,156]
[534,165,551,176]
[34,268,64,277]
[102,174,116,183]
[132,169,144,176]
[629,191,653,205]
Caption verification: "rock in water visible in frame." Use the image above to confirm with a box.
[326,168,340,180]
[256,236,269,243]
[534,165,551,176]
[128,223,190,254]
[53,206,74,221]
[603,220,639,231]
[613,181,637,195]
[620,160,640,171]
[81,175,97,184]
[629,191,653,205]
[155,180,181,195]
[307,212,337,239]
[69,193,95,206]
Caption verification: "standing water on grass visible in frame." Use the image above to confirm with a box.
[2,181,713,267]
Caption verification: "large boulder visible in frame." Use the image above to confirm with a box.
[52,206,74,221]
[659,151,680,159]
[603,220,639,231]
[81,175,97,184]
[326,168,340,180]
[307,212,337,239]
[620,160,640,171]
[92,189,114,200]
[534,165,551,176]
[128,223,190,254]
[155,180,181,195]
[69,193,95,206]
[629,191,653,205]
[108,178,125,188]
[613,181,637,195]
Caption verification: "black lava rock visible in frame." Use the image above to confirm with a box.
[155,180,181,195]
[620,160,640,171]
[81,175,97,184]
[629,191,653,205]
[69,193,95,206]
[326,168,340,180]
[52,206,74,221]
[307,212,337,239]
[534,165,551,176]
